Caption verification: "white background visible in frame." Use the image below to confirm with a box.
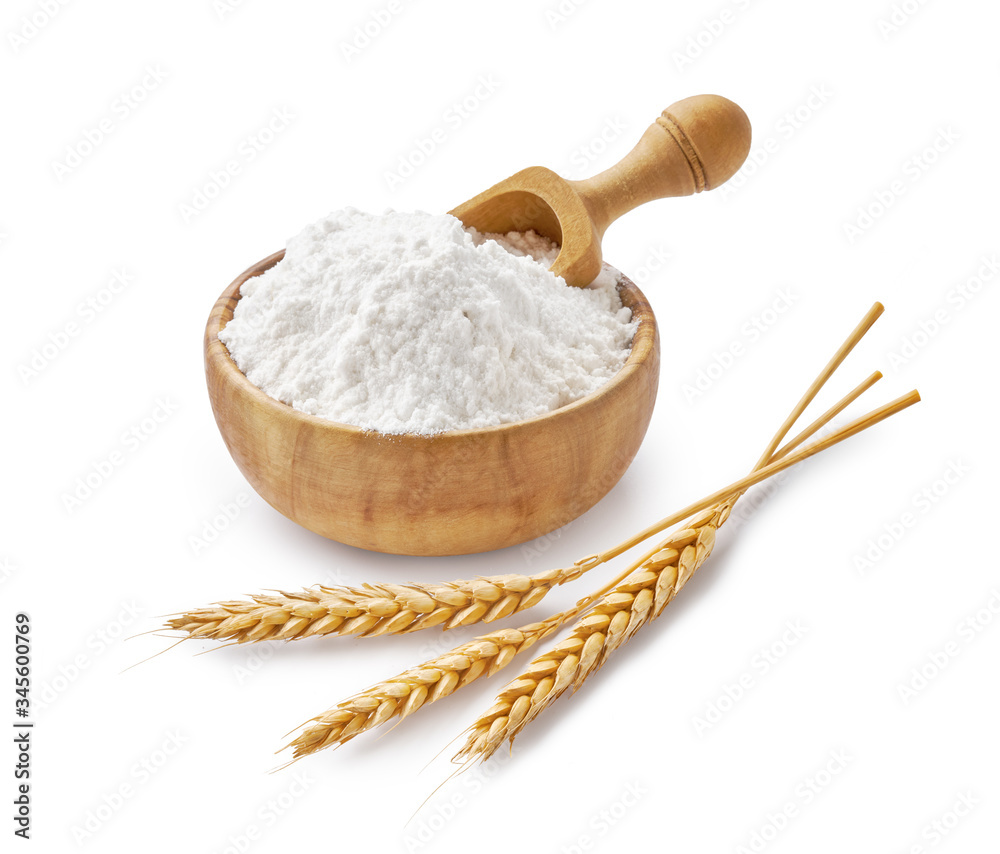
[2,0,998,851]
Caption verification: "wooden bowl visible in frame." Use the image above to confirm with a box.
[204,251,660,556]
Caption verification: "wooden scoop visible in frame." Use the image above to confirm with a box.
[450,94,751,287]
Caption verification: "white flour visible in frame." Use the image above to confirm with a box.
[220,209,635,434]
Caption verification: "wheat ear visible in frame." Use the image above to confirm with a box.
[164,564,593,643]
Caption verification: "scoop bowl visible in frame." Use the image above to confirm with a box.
[205,251,659,556]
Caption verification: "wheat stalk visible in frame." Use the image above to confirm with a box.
[281,610,575,760]
[166,303,919,770]
[165,563,595,643]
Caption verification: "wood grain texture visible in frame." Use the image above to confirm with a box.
[204,253,659,556]
[450,94,751,287]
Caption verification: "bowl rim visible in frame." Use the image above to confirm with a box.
[205,250,658,441]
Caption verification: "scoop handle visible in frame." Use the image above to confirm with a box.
[571,94,751,238]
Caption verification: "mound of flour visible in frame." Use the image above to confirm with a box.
[220,209,635,434]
